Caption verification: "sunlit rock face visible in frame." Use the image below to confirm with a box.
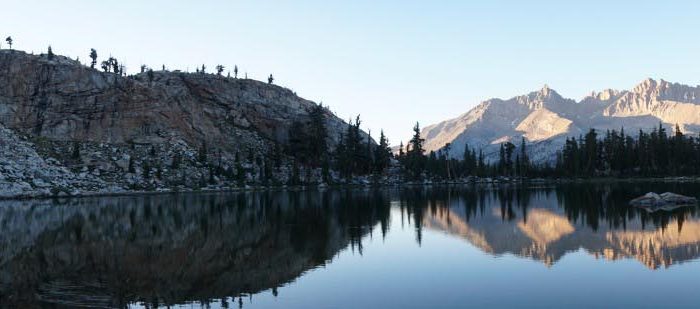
[422,79,700,163]
[0,50,356,149]
[421,187,700,269]
[0,191,390,307]
[0,50,373,197]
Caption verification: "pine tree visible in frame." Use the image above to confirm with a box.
[147,69,154,84]
[405,122,426,179]
[477,149,485,176]
[89,49,97,69]
[498,143,506,175]
[101,60,110,72]
[47,46,54,60]
[374,130,392,174]
[504,142,515,175]
[110,57,119,74]
[5,36,12,50]
[519,137,529,177]
[308,104,328,164]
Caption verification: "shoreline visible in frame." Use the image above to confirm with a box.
[3,176,700,202]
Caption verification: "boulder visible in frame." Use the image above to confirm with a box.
[629,192,697,211]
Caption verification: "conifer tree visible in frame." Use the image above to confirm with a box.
[374,130,392,174]
[519,137,530,177]
[101,60,110,72]
[405,122,426,179]
[89,49,97,68]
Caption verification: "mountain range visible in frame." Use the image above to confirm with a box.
[422,78,700,163]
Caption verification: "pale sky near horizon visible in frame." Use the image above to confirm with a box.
[3,0,700,144]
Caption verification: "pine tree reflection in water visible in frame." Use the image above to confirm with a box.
[0,190,391,308]
[0,182,699,307]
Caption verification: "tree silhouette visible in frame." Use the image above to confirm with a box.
[5,36,12,50]
[101,60,110,72]
[234,65,238,78]
[374,130,392,174]
[216,64,225,75]
[404,122,426,179]
[268,74,274,84]
[110,57,119,74]
[89,49,97,68]
[47,45,54,60]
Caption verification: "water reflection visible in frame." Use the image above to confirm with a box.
[412,183,700,268]
[0,191,391,307]
[0,183,698,307]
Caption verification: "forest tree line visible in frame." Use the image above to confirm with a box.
[310,117,700,181]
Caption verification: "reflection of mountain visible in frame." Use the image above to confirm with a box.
[421,188,700,269]
[0,191,390,307]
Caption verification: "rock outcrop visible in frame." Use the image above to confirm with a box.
[629,192,698,211]
[422,78,700,163]
[0,50,369,198]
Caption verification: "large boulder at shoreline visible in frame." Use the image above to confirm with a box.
[629,192,698,211]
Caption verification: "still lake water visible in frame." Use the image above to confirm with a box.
[1,183,700,308]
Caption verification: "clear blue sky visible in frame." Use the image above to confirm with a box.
[2,0,699,143]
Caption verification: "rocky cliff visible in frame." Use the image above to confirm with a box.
[422,79,700,163]
[0,50,366,198]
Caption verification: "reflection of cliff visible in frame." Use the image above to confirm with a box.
[603,221,700,269]
[422,190,700,269]
[0,191,390,307]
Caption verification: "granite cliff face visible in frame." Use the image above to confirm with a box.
[422,79,700,163]
[0,50,366,198]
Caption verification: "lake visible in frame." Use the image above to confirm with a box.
[1,182,700,308]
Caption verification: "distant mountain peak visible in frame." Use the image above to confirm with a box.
[540,84,552,96]
[633,78,669,94]
[422,78,700,164]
